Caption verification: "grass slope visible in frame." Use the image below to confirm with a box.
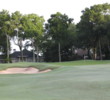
[0,60,110,100]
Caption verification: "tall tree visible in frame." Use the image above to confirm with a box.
[21,14,44,62]
[11,11,24,61]
[45,12,73,62]
[77,3,110,60]
[0,10,12,63]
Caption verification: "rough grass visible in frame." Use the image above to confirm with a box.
[0,60,110,100]
[0,62,59,71]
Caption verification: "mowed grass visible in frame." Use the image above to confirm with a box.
[0,60,110,100]
[50,60,110,66]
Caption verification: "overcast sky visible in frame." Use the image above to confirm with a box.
[0,0,110,51]
[0,0,110,24]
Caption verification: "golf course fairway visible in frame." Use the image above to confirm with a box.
[0,60,110,100]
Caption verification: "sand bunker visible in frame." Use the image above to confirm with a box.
[0,67,51,74]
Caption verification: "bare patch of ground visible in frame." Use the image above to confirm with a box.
[0,67,51,74]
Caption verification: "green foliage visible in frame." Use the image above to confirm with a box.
[11,11,24,37]
[22,14,44,38]
[0,10,11,59]
[0,3,110,62]
[44,12,74,62]
[22,14,44,45]
[77,3,110,59]
[46,12,73,44]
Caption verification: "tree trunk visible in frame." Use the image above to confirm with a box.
[36,46,39,62]
[19,46,23,62]
[95,48,97,60]
[6,34,9,63]
[32,41,35,62]
[33,49,35,62]
[99,39,102,60]
[71,46,74,55]
[108,41,110,53]
[58,42,61,62]
[106,41,110,59]
[87,48,90,59]
[108,41,110,59]
[93,48,97,60]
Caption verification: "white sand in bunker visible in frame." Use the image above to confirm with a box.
[0,67,51,74]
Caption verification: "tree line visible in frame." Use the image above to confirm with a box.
[0,3,110,62]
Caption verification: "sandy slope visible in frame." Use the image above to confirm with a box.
[0,67,51,74]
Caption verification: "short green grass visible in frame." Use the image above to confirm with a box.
[50,60,110,66]
[0,60,110,100]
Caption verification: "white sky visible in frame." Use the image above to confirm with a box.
[0,0,110,51]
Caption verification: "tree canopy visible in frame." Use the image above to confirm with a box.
[0,3,110,62]
[77,3,110,60]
